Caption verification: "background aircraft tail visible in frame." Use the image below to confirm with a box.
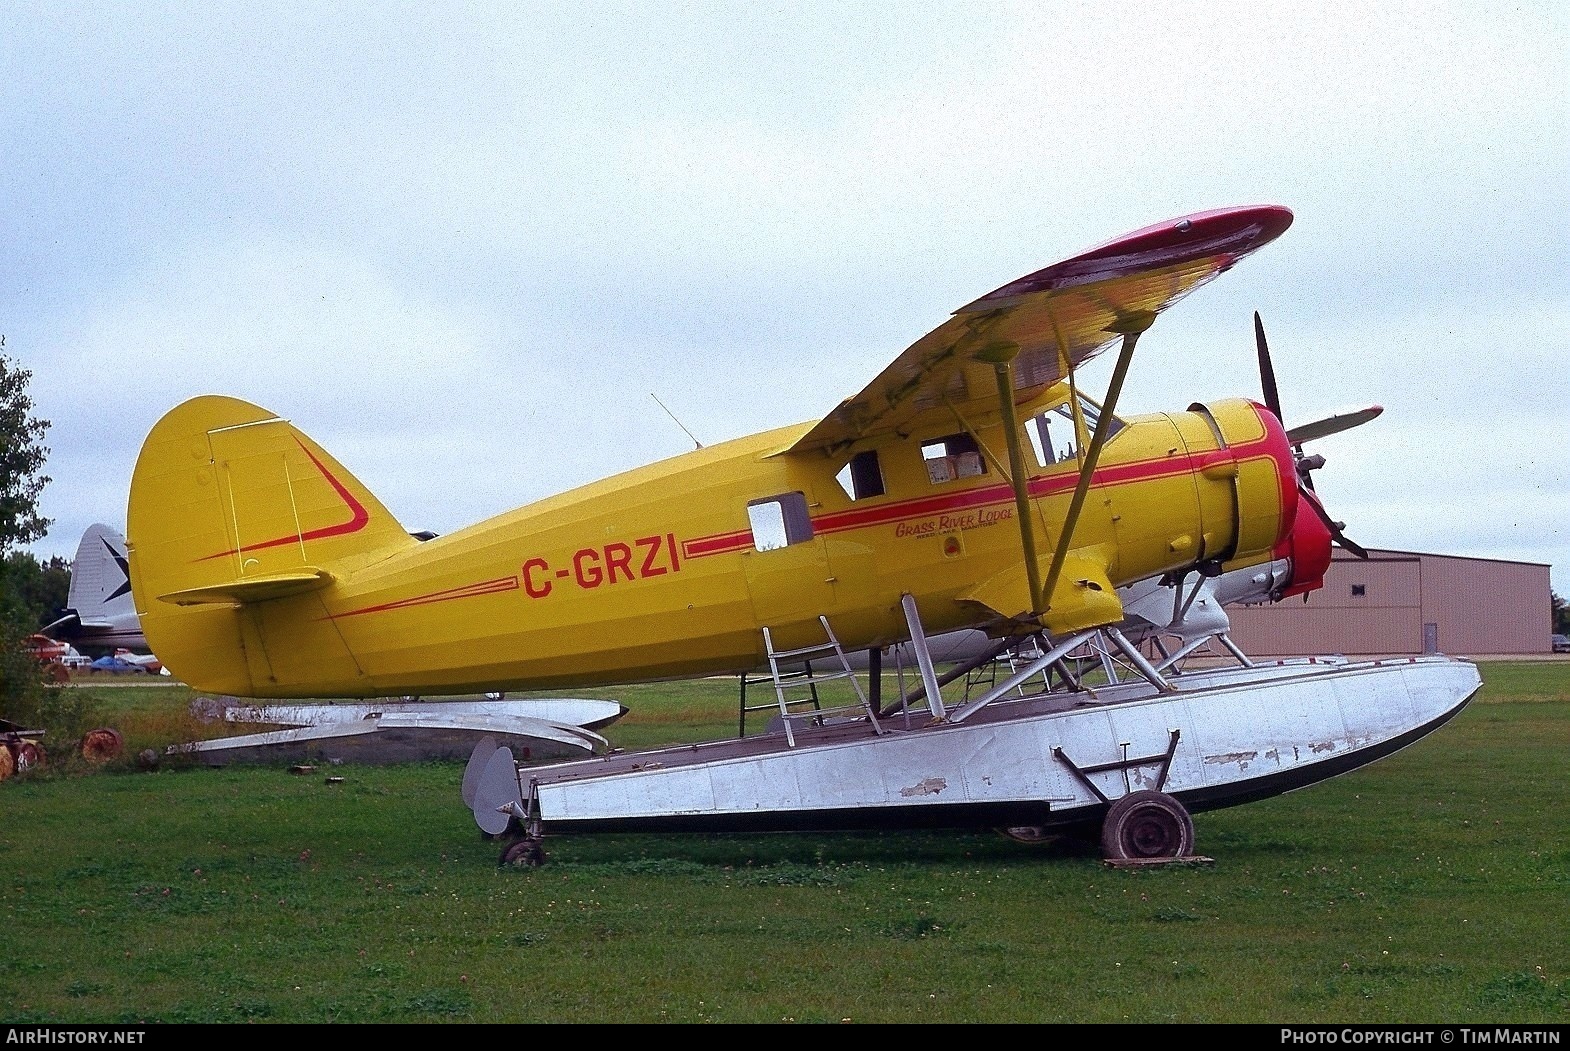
[65,523,136,627]
[127,395,418,694]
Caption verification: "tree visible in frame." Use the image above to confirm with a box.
[1554,591,1569,636]
[1,352,58,728]
[4,551,71,629]
[1,353,52,550]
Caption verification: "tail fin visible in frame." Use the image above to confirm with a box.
[127,396,417,694]
[65,523,135,627]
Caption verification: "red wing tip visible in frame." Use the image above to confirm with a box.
[1085,205,1294,255]
[965,205,1294,309]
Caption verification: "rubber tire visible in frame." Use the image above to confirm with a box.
[16,741,43,771]
[999,826,1052,843]
[80,727,124,764]
[499,838,546,867]
[1100,790,1195,861]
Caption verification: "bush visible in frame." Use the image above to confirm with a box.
[1,594,101,749]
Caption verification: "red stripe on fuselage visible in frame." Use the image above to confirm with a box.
[683,530,754,559]
[719,432,1277,557]
[327,575,520,620]
[685,419,1282,558]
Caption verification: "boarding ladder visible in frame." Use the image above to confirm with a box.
[759,617,884,748]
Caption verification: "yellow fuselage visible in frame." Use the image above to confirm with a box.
[130,390,1295,698]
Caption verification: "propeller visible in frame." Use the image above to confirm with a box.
[1252,311,1373,559]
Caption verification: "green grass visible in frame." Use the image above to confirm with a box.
[1,662,1566,1023]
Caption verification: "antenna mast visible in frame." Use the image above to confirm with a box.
[650,393,703,449]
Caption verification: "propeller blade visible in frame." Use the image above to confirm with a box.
[1254,311,1284,422]
[1287,405,1384,445]
[1301,484,1369,559]
[1254,311,1314,490]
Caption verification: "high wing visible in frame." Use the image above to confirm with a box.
[786,205,1294,457]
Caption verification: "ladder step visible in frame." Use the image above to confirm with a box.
[780,704,873,723]
[770,642,841,660]
[774,669,857,684]
[797,671,858,685]
[770,667,822,680]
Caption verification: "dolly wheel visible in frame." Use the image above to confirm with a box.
[1100,790,1195,861]
[999,826,1051,843]
[499,838,546,868]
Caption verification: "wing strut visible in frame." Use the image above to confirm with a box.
[1037,311,1156,617]
[976,340,1047,616]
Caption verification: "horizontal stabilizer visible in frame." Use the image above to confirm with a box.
[158,568,335,607]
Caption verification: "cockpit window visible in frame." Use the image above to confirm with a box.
[1026,394,1124,467]
[921,432,986,485]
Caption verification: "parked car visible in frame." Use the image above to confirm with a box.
[1554,634,1570,653]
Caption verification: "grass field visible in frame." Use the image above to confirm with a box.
[1,661,1566,1024]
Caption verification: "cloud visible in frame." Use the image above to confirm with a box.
[7,0,1567,595]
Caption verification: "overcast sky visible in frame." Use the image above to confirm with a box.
[6,1,1568,602]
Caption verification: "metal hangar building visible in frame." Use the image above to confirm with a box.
[1226,548,1553,658]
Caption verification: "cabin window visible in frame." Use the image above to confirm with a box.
[748,492,814,551]
[1351,584,1367,597]
[921,432,986,485]
[834,450,886,500]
